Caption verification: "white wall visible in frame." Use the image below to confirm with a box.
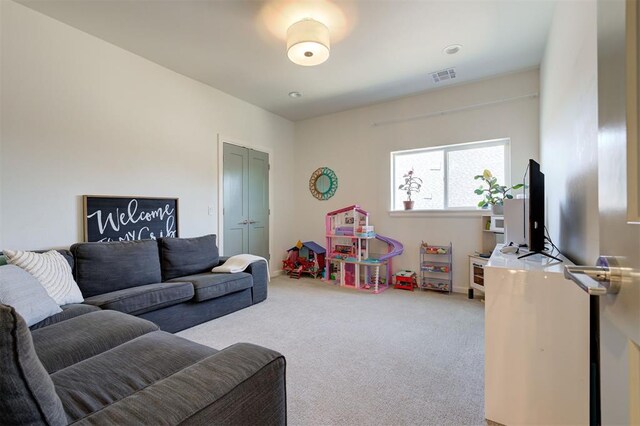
[0,1,296,274]
[294,70,540,293]
[540,0,598,265]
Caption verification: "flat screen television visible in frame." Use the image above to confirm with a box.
[519,159,561,261]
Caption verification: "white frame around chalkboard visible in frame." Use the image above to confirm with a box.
[83,195,180,242]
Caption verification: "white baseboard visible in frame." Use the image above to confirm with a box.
[270,269,286,279]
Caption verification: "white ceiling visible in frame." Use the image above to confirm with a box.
[17,0,556,121]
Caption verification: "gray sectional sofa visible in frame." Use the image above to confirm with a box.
[69,234,268,332]
[1,235,285,425]
[1,303,287,424]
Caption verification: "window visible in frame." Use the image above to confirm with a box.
[391,139,509,211]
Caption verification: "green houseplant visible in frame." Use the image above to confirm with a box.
[474,169,523,213]
[398,169,423,210]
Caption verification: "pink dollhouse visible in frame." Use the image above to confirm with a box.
[324,204,404,293]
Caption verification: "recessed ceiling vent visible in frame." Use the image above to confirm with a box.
[431,68,456,83]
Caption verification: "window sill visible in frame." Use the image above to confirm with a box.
[388,209,487,218]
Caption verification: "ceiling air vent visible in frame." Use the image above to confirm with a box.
[431,68,456,83]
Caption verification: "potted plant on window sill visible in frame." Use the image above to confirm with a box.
[474,169,523,214]
[398,169,423,210]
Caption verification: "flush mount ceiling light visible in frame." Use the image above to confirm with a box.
[287,18,330,66]
[288,91,303,98]
[443,44,462,55]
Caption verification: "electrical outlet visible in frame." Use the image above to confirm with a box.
[208,206,215,216]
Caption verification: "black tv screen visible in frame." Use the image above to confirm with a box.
[524,159,545,252]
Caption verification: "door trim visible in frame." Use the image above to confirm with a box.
[217,134,273,266]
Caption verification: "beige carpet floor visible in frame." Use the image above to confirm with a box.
[178,276,485,425]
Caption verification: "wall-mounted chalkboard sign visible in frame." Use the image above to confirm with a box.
[83,195,179,242]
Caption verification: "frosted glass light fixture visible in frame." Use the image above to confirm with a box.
[287,18,330,66]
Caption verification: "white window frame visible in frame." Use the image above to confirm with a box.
[390,138,511,213]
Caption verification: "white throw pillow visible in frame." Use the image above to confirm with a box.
[3,250,84,305]
[0,265,62,326]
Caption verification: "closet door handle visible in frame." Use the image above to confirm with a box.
[239,219,249,225]
[248,220,257,224]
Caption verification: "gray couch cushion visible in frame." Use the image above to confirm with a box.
[158,234,220,281]
[71,240,162,297]
[52,330,217,422]
[30,303,101,330]
[69,343,286,425]
[32,310,159,374]
[83,282,194,315]
[0,304,67,426]
[168,272,252,302]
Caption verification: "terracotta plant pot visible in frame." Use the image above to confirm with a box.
[403,200,415,210]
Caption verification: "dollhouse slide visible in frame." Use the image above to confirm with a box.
[333,228,404,261]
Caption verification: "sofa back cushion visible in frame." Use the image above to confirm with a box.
[71,240,162,298]
[0,304,67,426]
[158,235,219,281]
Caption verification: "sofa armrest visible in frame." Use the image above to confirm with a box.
[216,256,231,266]
[72,343,286,426]
[245,260,269,304]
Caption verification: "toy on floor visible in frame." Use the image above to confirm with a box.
[394,270,417,291]
[282,241,326,279]
[363,274,386,290]
[289,266,303,279]
[325,204,404,294]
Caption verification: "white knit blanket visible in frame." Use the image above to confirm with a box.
[212,254,270,281]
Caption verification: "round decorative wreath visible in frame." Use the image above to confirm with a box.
[309,167,338,200]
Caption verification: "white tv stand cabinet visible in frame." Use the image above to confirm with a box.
[484,245,589,425]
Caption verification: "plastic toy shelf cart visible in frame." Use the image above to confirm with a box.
[419,243,453,293]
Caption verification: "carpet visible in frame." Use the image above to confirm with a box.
[177,276,485,425]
